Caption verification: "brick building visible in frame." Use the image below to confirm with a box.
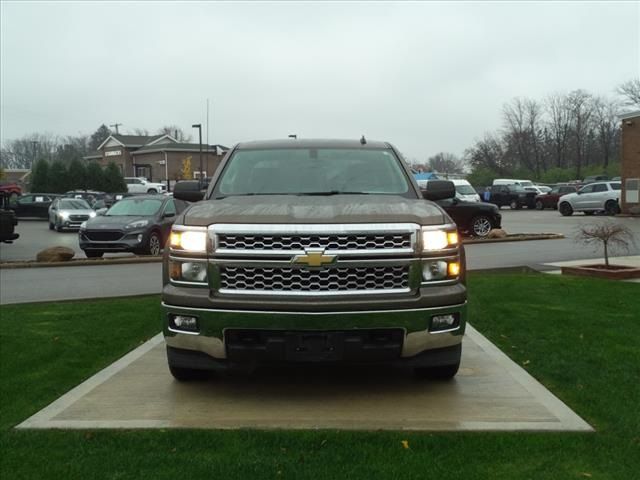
[84,134,228,183]
[620,111,640,215]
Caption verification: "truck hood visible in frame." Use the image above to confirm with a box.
[182,194,446,226]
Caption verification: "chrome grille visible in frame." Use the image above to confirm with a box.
[70,214,90,222]
[217,233,412,251]
[219,265,410,294]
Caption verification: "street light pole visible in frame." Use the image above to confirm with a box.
[192,124,202,186]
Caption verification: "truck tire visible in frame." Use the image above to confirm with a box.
[414,361,460,380]
[147,188,158,194]
[169,365,210,381]
[559,202,573,216]
[509,200,520,210]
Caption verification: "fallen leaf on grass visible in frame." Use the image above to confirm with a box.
[401,440,410,449]
[523,360,530,366]
[581,473,592,478]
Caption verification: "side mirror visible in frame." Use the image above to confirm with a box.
[163,211,175,218]
[422,180,456,201]
[173,180,205,202]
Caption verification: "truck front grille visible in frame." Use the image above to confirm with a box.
[217,233,412,251]
[219,265,410,294]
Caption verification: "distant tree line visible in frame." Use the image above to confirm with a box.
[463,78,639,186]
[0,124,191,169]
[30,159,127,193]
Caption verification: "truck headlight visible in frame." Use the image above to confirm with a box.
[421,227,458,251]
[169,260,208,283]
[170,228,207,253]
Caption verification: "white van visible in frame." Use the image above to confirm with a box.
[452,179,481,202]
[493,178,534,188]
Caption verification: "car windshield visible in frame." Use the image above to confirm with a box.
[58,199,90,209]
[510,185,525,192]
[106,198,163,216]
[455,185,476,195]
[519,181,534,187]
[216,148,411,196]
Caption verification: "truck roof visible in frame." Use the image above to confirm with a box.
[235,138,391,150]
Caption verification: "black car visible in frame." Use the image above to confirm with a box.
[437,197,502,237]
[485,185,535,209]
[11,193,61,218]
[79,195,189,257]
[0,192,19,243]
[64,190,109,207]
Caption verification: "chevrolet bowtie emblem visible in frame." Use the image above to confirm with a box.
[292,248,337,267]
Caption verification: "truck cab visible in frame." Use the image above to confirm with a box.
[164,139,467,380]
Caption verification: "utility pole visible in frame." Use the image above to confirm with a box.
[192,124,202,186]
[110,123,122,134]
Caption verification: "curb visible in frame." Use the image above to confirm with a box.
[0,256,162,270]
[463,233,564,245]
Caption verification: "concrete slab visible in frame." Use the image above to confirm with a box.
[541,255,640,283]
[17,326,592,432]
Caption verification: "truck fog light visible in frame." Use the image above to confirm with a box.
[422,260,448,281]
[137,234,143,242]
[181,262,207,282]
[170,314,199,332]
[448,262,460,277]
[431,313,460,332]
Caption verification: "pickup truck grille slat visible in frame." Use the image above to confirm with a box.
[217,233,412,251]
[219,265,410,293]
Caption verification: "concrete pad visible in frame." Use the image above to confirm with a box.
[17,326,592,432]
[541,255,640,283]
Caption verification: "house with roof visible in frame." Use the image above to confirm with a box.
[84,134,228,183]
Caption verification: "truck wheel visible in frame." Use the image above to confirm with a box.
[559,202,573,216]
[144,231,162,255]
[509,200,520,210]
[85,250,104,258]
[471,215,492,237]
[605,200,619,216]
[169,365,210,381]
[147,188,157,194]
[535,200,544,210]
[414,361,460,380]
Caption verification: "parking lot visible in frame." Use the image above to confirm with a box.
[2,208,639,263]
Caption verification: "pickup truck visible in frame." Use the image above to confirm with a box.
[163,139,467,381]
[124,177,167,194]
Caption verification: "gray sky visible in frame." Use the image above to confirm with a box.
[1,1,638,160]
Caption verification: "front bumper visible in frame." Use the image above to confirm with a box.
[79,230,148,252]
[162,299,467,363]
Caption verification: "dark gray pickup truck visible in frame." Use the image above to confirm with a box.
[164,139,467,380]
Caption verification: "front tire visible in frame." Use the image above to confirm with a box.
[559,202,573,216]
[48,222,54,230]
[510,200,518,210]
[605,200,620,216]
[144,230,162,256]
[470,215,492,237]
[147,188,158,194]
[535,200,544,210]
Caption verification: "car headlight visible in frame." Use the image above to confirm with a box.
[126,219,149,229]
[59,211,69,220]
[170,228,207,253]
[421,227,458,251]
[89,211,97,218]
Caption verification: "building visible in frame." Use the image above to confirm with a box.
[619,111,640,215]
[84,134,228,183]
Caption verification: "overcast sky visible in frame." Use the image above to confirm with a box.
[1,1,638,160]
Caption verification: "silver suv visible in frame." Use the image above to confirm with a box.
[558,181,621,216]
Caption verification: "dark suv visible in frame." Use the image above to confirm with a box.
[485,185,535,209]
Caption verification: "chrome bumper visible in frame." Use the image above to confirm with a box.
[162,302,467,359]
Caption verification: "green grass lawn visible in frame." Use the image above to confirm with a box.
[1,274,639,479]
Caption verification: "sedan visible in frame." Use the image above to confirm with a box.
[534,185,578,210]
[49,197,97,231]
[79,195,188,257]
[436,197,502,237]
[11,193,61,218]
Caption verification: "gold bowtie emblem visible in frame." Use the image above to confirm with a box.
[292,249,337,267]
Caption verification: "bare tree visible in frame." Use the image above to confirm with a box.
[616,78,640,108]
[576,221,634,267]
[426,152,464,173]
[545,93,572,168]
[131,128,150,136]
[157,125,192,143]
[502,97,534,172]
[593,96,621,169]
[566,90,594,178]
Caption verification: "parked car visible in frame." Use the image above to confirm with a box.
[485,184,535,209]
[493,178,535,187]
[534,185,578,210]
[0,192,19,243]
[582,175,608,185]
[452,179,481,202]
[79,195,188,257]
[48,197,97,231]
[558,181,621,216]
[436,197,501,237]
[524,185,552,195]
[64,190,108,207]
[11,193,61,218]
[124,177,167,194]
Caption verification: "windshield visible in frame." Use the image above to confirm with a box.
[58,199,90,209]
[519,181,534,187]
[216,148,411,196]
[106,198,163,216]
[455,185,476,195]
[510,185,525,192]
